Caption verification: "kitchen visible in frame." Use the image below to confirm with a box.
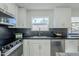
[0,3,79,56]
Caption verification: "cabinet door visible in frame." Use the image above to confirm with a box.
[65,40,79,53]
[29,40,40,56]
[0,4,9,12]
[23,40,41,56]
[29,40,50,56]
[0,3,17,19]
[0,4,5,9]
[3,3,16,17]
[23,39,51,56]
[17,8,27,28]
[29,43,40,56]
[40,40,50,56]
[23,40,30,56]
[54,8,71,28]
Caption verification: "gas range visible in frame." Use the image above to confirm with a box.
[1,39,22,56]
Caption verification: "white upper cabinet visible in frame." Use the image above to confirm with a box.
[53,8,71,28]
[0,4,5,10]
[0,3,18,27]
[0,3,17,18]
[5,4,16,17]
[17,8,27,28]
[0,4,8,10]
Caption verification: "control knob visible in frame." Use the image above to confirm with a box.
[10,44,13,47]
[5,46,10,50]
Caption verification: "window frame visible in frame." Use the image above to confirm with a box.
[31,17,49,31]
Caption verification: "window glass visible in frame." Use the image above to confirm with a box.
[32,17,49,31]
[32,17,48,25]
[71,17,79,33]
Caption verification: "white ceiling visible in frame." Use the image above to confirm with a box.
[16,3,79,10]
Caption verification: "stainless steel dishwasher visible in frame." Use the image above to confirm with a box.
[51,39,65,56]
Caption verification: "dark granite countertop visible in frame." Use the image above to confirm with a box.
[23,36,66,39]
[23,37,67,40]
[17,36,79,40]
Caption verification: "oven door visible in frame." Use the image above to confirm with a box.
[51,40,65,56]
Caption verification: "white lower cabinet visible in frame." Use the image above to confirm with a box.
[23,39,50,56]
[65,40,79,53]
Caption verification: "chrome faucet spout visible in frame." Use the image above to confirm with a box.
[39,28,40,36]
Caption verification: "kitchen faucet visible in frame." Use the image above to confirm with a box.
[39,28,40,36]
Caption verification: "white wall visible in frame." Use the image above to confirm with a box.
[71,8,79,17]
[27,9,54,28]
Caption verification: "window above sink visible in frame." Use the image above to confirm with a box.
[32,17,49,31]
